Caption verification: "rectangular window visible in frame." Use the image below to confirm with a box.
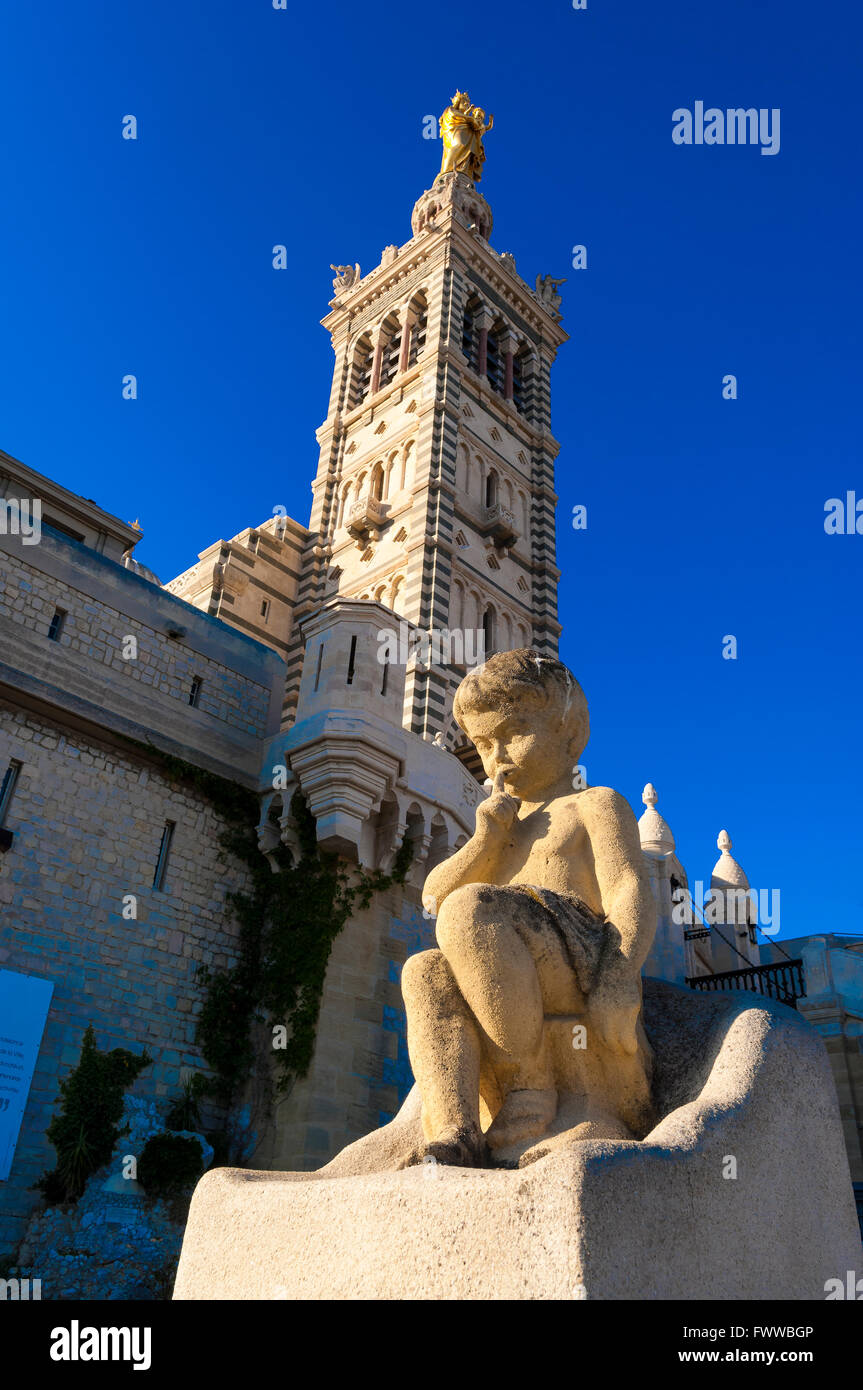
[189,676,202,707]
[260,599,270,621]
[0,760,22,825]
[47,607,67,641]
[346,635,357,686]
[153,820,175,891]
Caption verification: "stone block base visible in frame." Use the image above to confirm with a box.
[174,981,862,1300]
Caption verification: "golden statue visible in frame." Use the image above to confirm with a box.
[439,91,494,183]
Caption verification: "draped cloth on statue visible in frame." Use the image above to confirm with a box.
[439,107,480,177]
[438,98,491,182]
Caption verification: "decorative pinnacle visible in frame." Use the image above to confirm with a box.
[638,783,674,858]
[717,829,732,853]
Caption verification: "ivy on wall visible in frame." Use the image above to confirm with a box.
[198,795,413,1101]
[126,739,412,1105]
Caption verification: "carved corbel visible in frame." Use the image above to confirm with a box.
[406,832,433,887]
[379,820,409,874]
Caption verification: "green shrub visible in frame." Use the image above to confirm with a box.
[138,1132,205,1197]
[37,1024,151,1204]
[165,1073,208,1131]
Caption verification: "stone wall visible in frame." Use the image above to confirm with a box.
[0,508,286,1255]
[165,513,308,684]
[0,533,275,739]
[262,882,433,1172]
[0,700,259,1251]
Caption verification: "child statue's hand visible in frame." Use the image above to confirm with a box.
[474,770,521,839]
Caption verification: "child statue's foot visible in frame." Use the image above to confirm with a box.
[401,1127,490,1169]
[485,1087,558,1150]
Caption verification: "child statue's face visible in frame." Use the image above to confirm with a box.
[464,697,580,800]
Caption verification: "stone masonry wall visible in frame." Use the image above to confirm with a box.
[0,701,253,1253]
[0,545,270,736]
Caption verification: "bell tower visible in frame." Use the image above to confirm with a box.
[285,99,568,755]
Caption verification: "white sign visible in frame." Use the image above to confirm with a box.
[0,969,54,1181]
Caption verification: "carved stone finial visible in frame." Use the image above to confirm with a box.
[711,829,750,892]
[638,783,675,859]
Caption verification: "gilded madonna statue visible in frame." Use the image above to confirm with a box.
[439,92,494,183]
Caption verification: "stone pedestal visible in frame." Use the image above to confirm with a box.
[174,980,861,1300]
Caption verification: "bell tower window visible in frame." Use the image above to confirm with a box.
[462,295,481,372]
[485,322,505,396]
[408,293,427,367]
[482,604,496,656]
[378,314,402,390]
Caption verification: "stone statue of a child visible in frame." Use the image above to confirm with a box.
[402,649,657,1168]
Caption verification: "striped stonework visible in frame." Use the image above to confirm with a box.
[284,171,566,738]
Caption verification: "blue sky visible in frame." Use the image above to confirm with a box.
[2,0,861,942]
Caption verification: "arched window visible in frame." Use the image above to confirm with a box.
[378,313,402,390]
[408,292,428,367]
[482,604,496,656]
[349,334,373,409]
[462,295,482,372]
[485,468,498,508]
[370,462,384,501]
[385,450,399,496]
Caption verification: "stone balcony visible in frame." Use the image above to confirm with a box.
[347,494,386,541]
[481,502,519,548]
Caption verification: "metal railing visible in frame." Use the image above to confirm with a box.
[687,958,805,1009]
